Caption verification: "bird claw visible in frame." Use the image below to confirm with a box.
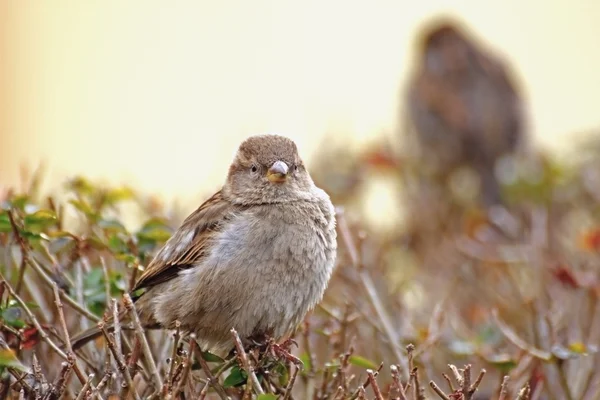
[270,339,303,367]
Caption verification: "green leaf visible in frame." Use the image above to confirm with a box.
[24,210,57,229]
[299,352,312,372]
[0,212,11,233]
[485,354,517,374]
[20,231,48,242]
[105,187,135,204]
[136,218,172,242]
[1,195,29,211]
[201,350,225,363]
[257,395,278,400]
[108,234,129,253]
[99,219,127,233]
[66,177,95,195]
[0,349,27,371]
[69,200,97,220]
[1,307,26,329]
[223,365,247,388]
[348,355,378,370]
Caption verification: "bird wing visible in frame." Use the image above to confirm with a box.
[131,190,237,297]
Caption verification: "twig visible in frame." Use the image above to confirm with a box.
[99,323,140,400]
[350,363,384,399]
[492,309,552,360]
[367,369,384,400]
[468,368,486,399]
[283,363,300,400]
[498,376,509,400]
[516,384,531,400]
[28,258,100,322]
[357,386,366,400]
[429,381,451,400]
[442,373,455,393]
[390,364,408,400]
[91,371,111,400]
[52,282,73,354]
[0,274,90,385]
[75,374,95,400]
[48,360,74,399]
[337,210,409,379]
[122,293,162,390]
[411,368,426,400]
[163,320,181,396]
[7,209,29,295]
[231,328,264,395]
[173,335,195,399]
[192,342,229,399]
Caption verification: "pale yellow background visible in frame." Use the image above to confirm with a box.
[2,1,599,222]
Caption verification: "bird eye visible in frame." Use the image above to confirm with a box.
[294,164,298,171]
[251,165,258,173]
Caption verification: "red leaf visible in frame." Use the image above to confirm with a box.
[552,266,579,289]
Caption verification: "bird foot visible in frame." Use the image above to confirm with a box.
[269,338,302,367]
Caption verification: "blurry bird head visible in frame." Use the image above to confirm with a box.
[417,19,477,77]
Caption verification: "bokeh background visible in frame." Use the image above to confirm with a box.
[2,0,600,225]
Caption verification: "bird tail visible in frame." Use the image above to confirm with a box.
[70,323,115,351]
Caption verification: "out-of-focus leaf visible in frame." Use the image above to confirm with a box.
[568,342,588,354]
[116,253,138,263]
[20,231,48,242]
[20,326,41,350]
[552,344,589,360]
[0,212,11,232]
[69,200,97,220]
[484,354,517,374]
[136,218,172,242]
[299,352,312,372]
[1,307,26,329]
[81,268,126,317]
[86,237,107,251]
[257,395,278,400]
[348,355,378,370]
[0,349,27,371]
[48,236,76,254]
[108,234,129,253]
[67,177,95,195]
[1,195,29,211]
[24,209,58,232]
[448,340,476,355]
[99,219,127,233]
[223,365,247,388]
[105,187,135,204]
[552,266,580,289]
[579,228,600,252]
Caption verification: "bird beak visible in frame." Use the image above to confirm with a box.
[267,160,289,183]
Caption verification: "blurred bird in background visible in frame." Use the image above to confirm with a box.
[404,18,525,209]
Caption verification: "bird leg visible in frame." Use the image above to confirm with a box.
[269,338,303,367]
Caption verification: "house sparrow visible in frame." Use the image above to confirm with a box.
[405,19,524,207]
[71,134,337,354]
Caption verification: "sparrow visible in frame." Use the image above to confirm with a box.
[405,19,524,207]
[71,134,337,355]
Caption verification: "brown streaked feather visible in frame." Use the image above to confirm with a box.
[132,190,240,294]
